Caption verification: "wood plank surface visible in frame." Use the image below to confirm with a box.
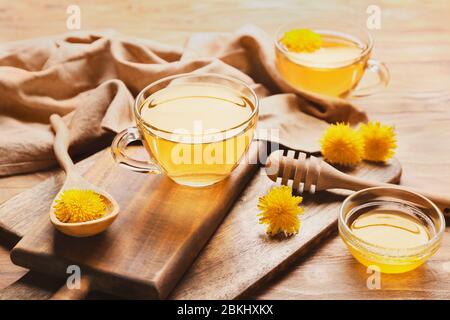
[1,144,401,299]
[0,0,449,299]
[8,144,261,299]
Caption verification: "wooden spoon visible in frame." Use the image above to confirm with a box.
[49,114,119,237]
[266,150,450,216]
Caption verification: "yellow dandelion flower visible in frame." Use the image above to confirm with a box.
[359,121,397,162]
[320,122,364,166]
[280,28,322,53]
[257,185,304,237]
[54,189,106,223]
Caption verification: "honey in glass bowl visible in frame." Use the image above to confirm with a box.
[338,187,445,274]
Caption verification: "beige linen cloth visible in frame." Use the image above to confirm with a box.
[0,25,367,177]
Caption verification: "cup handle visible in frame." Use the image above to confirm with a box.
[351,59,390,98]
[111,127,161,174]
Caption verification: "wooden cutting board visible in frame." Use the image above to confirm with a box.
[8,143,262,299]
[0,145,401,299]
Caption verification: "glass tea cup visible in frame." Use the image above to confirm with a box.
[275,21,389,97]
[111,73,259,187]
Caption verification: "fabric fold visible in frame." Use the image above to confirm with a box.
[0,26,367,176]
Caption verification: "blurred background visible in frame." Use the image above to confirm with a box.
[0,0,446,45]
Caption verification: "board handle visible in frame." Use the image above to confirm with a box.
[50,275,91,300]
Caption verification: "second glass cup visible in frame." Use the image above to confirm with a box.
[111,73,259,187]
[275,21,390,98]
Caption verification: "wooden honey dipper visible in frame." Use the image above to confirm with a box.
[265,150,450,216]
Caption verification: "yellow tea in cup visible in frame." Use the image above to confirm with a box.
[139,82,256,186]
[276,32,367,97]
[275,23,389,97]
[112,74,258,187]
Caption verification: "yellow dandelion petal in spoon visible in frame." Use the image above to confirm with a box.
[258,185,304,237]
[359,121,397,162]
[54,189,106,223]
[320,122,364,166]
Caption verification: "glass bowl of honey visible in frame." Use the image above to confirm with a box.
[338,187,445,273]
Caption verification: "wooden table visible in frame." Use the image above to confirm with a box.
[1,0,449,299]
